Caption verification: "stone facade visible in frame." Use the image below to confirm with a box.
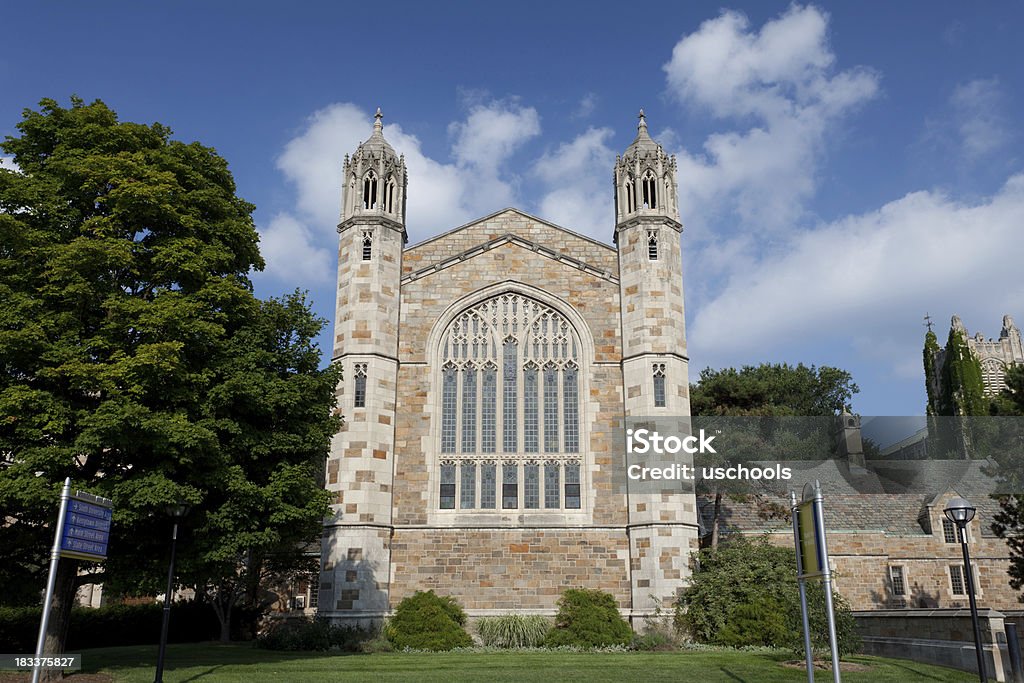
[930,314,1024,397]
[710,487,1021,613]
[319,110,698,626]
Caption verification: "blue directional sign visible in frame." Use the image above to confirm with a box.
[59,496,112,562]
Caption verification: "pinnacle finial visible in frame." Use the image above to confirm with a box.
[373,107,383,133]
[637,108,647,132]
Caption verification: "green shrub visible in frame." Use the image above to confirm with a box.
[255,618,370,652]
[544,589,632,648]
[676,536,861,657]
[714,596,789,647]
[385,591,472,651]
[476,614,550,648]
[256,618,333,651]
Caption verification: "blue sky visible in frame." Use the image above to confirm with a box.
[2,2,1022,416]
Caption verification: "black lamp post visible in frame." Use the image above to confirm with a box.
[944,496,986,683]
[155,503,190,683]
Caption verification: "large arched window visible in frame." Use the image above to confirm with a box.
[437,293,583,511]
[981,358,1005,396]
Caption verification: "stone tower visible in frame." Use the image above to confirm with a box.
[614,110,698,615]
[319,109,406,626]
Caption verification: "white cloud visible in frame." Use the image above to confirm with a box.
[664,5,878,234]
[572,93,598,120]
[0,156,19,173]
[533,127,616,238]
[257,213,334,285]
[690,175,1024,374]
[950,77,1010,162]
[258,100,543,285]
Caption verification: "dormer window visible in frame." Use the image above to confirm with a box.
[361,231,373,260]
[647,230,658,260]
[641,170,657,209]
[362,171,378,209]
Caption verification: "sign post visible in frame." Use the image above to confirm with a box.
[32,479,112,683]
[792,490,815,683]
[792,480,841,683]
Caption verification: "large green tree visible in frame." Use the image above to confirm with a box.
[0,98,339,664]
[690,363,859,548]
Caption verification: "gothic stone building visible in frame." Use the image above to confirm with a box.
[318,111,698,626]
[930,314,1024,398]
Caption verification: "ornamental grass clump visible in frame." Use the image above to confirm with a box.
[476,614,551,648]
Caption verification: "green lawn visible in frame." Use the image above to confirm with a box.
[61,643,976,683]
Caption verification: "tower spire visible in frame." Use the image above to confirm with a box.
[374,107,383,134]
[637,108,647,133]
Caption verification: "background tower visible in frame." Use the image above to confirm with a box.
[319,109,406,626]
[614,110,698,618]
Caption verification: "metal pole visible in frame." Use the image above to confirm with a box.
[961,526,988,683]
[32,478,71,683]
[1006,622,1022,683]
[792,491,815,683]
[813,483,841,683]
[154,520,179,683]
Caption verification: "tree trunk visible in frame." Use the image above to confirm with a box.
[710,492,722,550]
[39,558,79,683]
[210,587,236,643]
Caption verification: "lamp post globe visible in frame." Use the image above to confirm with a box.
[944,497,977,525]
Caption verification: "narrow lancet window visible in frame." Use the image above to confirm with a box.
[544,365,559,452]
[653,363,666,408]
[502,462,518,509]
[502,339,518,452]
[524,462,540,509]
[353,363,367,408]
[362,231,373,260]
[544,461,560,509]
[563,363,579,453]
[461,366,477,453]
[625,175,636,213]
[481,462,497,509]
[385,176,396,213]
[524,364,539,453]
[481,363,497,453]
[460,461,476,509]
[440,461,456,509]
[642,170,657,209]
[362,171,378,209]
[441,364,457,452]
[565,462,581,509]
[647,230,658,261]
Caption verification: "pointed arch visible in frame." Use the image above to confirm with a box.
[641,169,657,209]
[362,170,378,209]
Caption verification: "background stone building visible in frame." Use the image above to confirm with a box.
[318,110,699,626]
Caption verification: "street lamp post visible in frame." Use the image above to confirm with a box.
[155,503,190,683]
[944,497,987,683]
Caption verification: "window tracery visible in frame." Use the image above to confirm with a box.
[436,293,584,511]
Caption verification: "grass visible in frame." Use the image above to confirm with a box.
[52,642,977,683]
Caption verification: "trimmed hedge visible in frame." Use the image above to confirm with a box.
[385,590,472,651]
[0,601,256,652]
[255,619,369,652]
[544,589,632,648]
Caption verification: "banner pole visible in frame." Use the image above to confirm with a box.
[813,481,842,683]
[32,477,71,683]
[792,490,814,683]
